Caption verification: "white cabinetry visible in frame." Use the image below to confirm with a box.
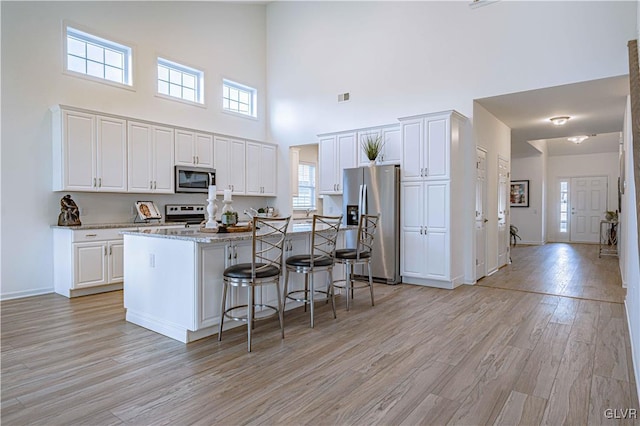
[214,136,246,195]
[246,141,277,196]
[318,132,356,194]
[401,181,449,281]
[400,114,450,181]
[357,125,401,167]
[399,110,467,289]
[175,129,214,168]
[52,106,127,192]
[128,121,175,193]
[54,227,136,297]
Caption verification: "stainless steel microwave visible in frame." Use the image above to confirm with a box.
[175,166,215,193]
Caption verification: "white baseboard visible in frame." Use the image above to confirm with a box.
[1,287,54,301]
[517,240,545,245]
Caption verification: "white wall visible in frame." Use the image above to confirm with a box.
[511,152,547,245]
[1,2,268,299]
[546,152,620,243]
[473,103,511,276]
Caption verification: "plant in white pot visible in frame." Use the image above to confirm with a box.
[361,135,384,166]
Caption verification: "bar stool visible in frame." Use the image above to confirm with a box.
[283,215,343,328]
[218,216,290,352]
[332,214,379,311]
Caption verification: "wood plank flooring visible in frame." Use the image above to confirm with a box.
[2,243,638,425]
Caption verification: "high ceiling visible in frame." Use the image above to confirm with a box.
[475,75,629,158]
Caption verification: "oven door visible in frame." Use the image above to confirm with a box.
[175,166,215,193]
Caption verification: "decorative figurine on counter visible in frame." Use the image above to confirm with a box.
[58,194,81,226]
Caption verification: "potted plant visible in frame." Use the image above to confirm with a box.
[361,135,384,166]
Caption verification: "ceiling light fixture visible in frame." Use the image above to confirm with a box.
[549,116,570,126]
[568,135,589,144]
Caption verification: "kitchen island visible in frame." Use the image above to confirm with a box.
[122,222,351,343]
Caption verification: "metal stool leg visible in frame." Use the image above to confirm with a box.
[218,280,228,341]
[247,286,254,352]
[282,268,289,326]
[310,272,315,328]
[368,261,374,307]
[328,268,336,319]
[275,277,284,339]
[304,274,309,312]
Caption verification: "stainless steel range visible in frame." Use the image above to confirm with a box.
[165,204,206,225]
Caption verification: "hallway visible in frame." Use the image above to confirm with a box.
[479,243,626,304]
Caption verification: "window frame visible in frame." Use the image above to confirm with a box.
[292,162,317,211]
[156,57,205,107]
[559,179,569,234]
[222,79,257,119]
[63,23,134,90]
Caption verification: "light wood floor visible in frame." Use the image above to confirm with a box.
[2,244,638,425]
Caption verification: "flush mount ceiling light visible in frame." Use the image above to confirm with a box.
[568,135,589,144]
[549,116,570,126]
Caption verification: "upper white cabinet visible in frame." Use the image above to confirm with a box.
[246,141,277,196]
[318,132,356,194]
[127,121,175,193]
[400,112,457,181]
[214,136,246,195]
[175,129,213,168]
[357,124,401,167]
[52,106,127,192]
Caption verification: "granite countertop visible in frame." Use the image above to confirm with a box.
[50,221,188,230]
[121,222,357,243]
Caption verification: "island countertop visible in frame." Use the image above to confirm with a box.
[121,222,356,243]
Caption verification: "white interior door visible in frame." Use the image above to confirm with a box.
[498,157,509,267]
[475,148,487,280]
[570,176,607,243]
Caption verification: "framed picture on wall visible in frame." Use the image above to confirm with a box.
[510,180,529,208]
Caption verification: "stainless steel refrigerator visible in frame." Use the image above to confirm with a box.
[342,165,400,284]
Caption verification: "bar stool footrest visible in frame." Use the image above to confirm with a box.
[286,289,331,304]
[223,304,280,322]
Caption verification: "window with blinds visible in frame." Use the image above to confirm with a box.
[292,163,316,209]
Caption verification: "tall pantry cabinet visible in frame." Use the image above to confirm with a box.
[399,110,467,289]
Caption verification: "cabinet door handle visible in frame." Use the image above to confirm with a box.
[150,181,153,189]
[85,233,97,237]
[425,168,428,177]
[154,181,157,190]
[109,246,112,255]
[196,156,199,164]
[419,226,423,235]
[93,178,97,187]
[98,178,102,187]
[104,246,107,256]
[193,156,196,164]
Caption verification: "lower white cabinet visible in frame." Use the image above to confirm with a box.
[54,225,185,298]
[54,227,136,297]
[400,180,453,286]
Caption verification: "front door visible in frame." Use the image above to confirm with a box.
[475,148,487,280]
[570,176,607,243]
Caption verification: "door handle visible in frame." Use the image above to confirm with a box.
[484,219,488,223]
